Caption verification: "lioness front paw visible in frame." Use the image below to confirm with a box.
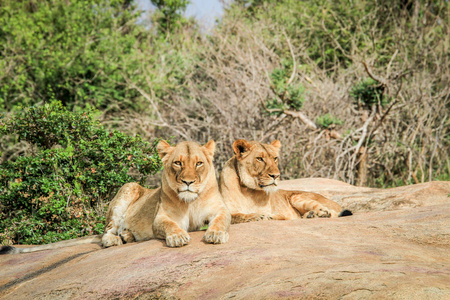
[252,214,270,221]
[303,209,331,219]
[102,233,123,248]
[166,230,191,247]
[303,211,316,218]
[203,230,229,244]
[317,209,331,218]
[119,229,135,244]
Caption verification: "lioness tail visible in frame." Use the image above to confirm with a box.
[0,245,20,255]
[0,234,103,255]
[338,209,353,217]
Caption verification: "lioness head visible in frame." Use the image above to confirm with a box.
[232,139,281,193]
[157,140,215,202]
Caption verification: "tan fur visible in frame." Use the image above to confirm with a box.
[220,139,344,224]
[102,140,231,248]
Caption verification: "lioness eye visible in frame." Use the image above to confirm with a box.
[256,157,264,162]
[174,161,181,166]
[196,161,203,167]
[274,157,278,162]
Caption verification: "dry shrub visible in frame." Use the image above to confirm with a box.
[121,1,449,187]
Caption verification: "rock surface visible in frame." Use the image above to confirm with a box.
[1,179,449,299]
[279,178,450,212]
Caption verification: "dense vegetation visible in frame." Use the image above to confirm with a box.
[0,0,448,244]
[0,102,161,244]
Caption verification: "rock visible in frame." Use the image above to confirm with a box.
[1,179,449,299]
[280,178,450,212]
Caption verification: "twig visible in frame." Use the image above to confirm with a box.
[386,49,398,77]
[283,31,297,86]
[366,67,404,141]
[303,75,322,94]
[362,61,388,86]
[350,105,377,175]
[321,20,353,62]
[283,110,318,130]
[123,73,191,140]
[367,99,398,139]
[259,96,284,114]
[66,191,73,208]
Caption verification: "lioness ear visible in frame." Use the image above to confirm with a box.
[270,140,281,150]
[203,140,215,158]
[233,139,252,159]
[156,140,173,162]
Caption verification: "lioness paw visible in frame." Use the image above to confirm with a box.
[166,231,190,247]
[102,233,123,248]
[119,229,135,244]
[203,230,229,244]
[303,211,317,218]
[303,209,332,219]
[247,215,269,222]
[246,214,268,222]
[314,208,331,218]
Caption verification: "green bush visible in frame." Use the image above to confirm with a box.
[0,102,162,245]
[316,113,343,129]
[233,0,448,72]
[232,0,376,70]
[266,65,305,115]
[350,78,389,109]
[0,0,146,112]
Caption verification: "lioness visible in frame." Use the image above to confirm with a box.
[1,140,230,254]
[219,139,352,224]
[102,140,230,248]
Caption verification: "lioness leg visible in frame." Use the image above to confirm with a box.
[266,214,287,220]
[102,183,144,247]
[153,216,191,248]
[231,213,272,224]
[289,193,340,218]
[204,208,230,244]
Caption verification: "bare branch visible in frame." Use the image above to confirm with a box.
[350,105,377,178]
[283,31,297,86]
[386,49,398,77]
[362,61,388,86]
[284,110,317,130]
[368,99,398,139]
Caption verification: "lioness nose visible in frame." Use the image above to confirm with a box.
[182,179,196,186]
[269,174,280,180]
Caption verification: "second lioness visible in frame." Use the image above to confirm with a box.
[219,139,351,224]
